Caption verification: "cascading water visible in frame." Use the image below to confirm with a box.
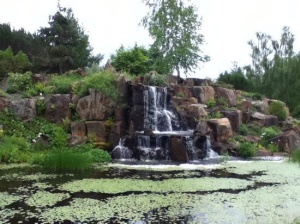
[205,136,220,159]
[144,86,178,132]
[111,138,133,160]
[112,85,218,161]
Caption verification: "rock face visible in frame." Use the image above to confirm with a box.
[207,118,233,142]
[186,104,207,120]
[192,86,215,104]
[221,110,242,132]
[173,85,192,98]
[86,121,107,142]
[45,94,71,124]
[76,90,116,121]
[10,99,36,122]
[251,112,278,127]
[0,97,11,110]
[169,136,188,162]
[215,87,236,106]
[271,130,300,152]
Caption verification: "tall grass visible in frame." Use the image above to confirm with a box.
[35,150,93,172]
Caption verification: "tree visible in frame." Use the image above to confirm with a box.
[37,4,102,74]
[111,44,150,75]
[142,0,209,78]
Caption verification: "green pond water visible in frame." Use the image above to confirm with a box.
[1,159,300,224]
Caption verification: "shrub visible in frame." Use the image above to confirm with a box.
[291,150,300,166]
[7,71,33,93]
[269,101,288,121]
[147,74,168,87]
[0,136,30,163]
[76,72,119,101]
[238,124,249,135]
[177,92,185,98]
[48,73,82,94]
[207,99,216,108]
[72,143,112,163]
[261,126,281,147]
[41,123,68,149]
[267,143,279,153]
[0,47,32,78]
[238,141,258,158]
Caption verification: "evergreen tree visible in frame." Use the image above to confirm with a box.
[37,4,102,74]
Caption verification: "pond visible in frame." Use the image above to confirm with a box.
[1,158,300,224]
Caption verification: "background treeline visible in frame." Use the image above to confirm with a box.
[217,27,300,117]
[0,5,102,77]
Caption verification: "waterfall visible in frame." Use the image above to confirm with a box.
[144,86,178,132]
[111,138,133,160]
[185,136,198,161]
[205,136,219,159]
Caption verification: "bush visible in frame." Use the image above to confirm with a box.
[76,72,119,101]
[238,141,258,158]
[207,99,216,108]
[0,47,32,78]
[291,150,300,166]
[86,148,112,163]
[261,126,281,147]
[111,44,151,75]
[7,71,33,93]
[0,136,30,163]
[269,101,288,121]
[48,73,82,94]
[41,123,68,149]
[147,74,168,87]
[238,124,249,135]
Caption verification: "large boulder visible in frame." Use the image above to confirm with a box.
[173,85,192,98]
[70,121,87,146]
[45,94,71,124]
[221,110,242,132]
[86,121,107,142]
[207,118,233,142]
[76,90,116,121]
[117,75,129,103]
[169,136,188,162]
[271,130,300,152]
[250,112,278,127]
[186,104,207,120]
[10,98,36,122]
[109,121,126,149]
[0,97,11,110]
[215,87,236,106]
[192,86,215,104]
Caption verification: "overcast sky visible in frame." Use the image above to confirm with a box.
[0,0,299,79]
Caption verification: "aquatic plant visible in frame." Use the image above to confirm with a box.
[35,150,93,172]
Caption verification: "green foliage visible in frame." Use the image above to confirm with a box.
[0,47,31,78]
[217,65,253,91]
[142,0,209,78]
[208,111,223,119]
[86,148,111,163]
[0,136,30,163]
[48,73,82,94]
[111,44,151,75]
[267,143,279,153]
[33,149,93,172]
[177,92,185,98]
[261,126,281,147]
[147,73,169,87]
[37,5,101,73]
[41,123,68,149]
[207,99,216,108]
[238,124,261,136]
[7,71,33,93]
[269,101,288,121]
[76,72,119,101]
[238,141,258,158]
[291,150,300,166]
